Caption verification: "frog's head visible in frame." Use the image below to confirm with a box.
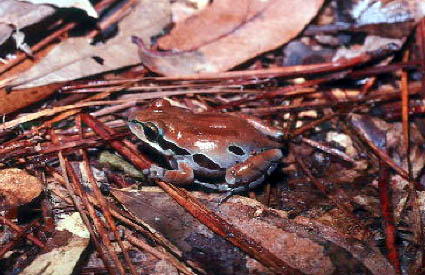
[128,99,191,156]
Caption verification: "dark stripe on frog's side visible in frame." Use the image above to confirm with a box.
[157,135,191,155]
[137,121,191,156]
[192,153,221,170]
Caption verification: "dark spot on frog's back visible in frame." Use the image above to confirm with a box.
[228,145,245,156]
[193,154,221,170]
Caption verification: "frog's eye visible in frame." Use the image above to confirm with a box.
[142,122,160,142]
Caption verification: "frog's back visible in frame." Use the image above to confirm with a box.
[166,110,281,154]
[130,100,282,174]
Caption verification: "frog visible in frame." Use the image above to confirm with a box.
[128,99,284,194]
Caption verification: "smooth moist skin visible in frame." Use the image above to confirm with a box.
[128,99,283,193]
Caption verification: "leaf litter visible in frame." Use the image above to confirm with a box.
[0,0,425,274]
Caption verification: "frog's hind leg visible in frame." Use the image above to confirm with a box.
[194,148,280,204]
[217,149,281,203]
[225,149,282,188]
[150,161,194,186]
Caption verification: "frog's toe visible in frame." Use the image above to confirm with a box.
[266,163,278,175]
[149,165,165,178]
[225,174,265,192]
[218,191,234,205]
[247,175,265,189]
[194,180,223,191]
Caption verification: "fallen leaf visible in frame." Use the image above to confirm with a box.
[20,0,98,18]
[112,188,395,275]
[136,0,325,76]
[350,114,425,178]
[0,0,54,46]
[7,0,171,89]
[21,213,90,275]
[0,24,13,45]
[158,0,271,51]
[0,168,43,210]
[0,83,63,115]
[332,35,403,61]
[0,39,61,114]
[113,188,332,274]
[170,0,206,23]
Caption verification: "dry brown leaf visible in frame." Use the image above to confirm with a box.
[159,0,270,51]
[0,0,54,46]
[112,188,396,275]
[0,40,60,114]
[350,114,425,178]
[21,213,90,275]
[0,168,43,210]
[136,0,325,76]
[170,0,207,23]
[20,0,97,18]
[7,0,171,89]
[0,84,62,115]
[112,188,333,274]
[333,36,403,61]
[0,24,13,46]
[350,114,425,222]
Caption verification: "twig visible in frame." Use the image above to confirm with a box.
[0,216,45,248]
[124,228,195,275]
[378,161,401,273]
[156,180,301,274]
[58,151,117,274]
[80,147,138,275]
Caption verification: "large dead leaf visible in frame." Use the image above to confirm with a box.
[0,168,43,210]
[112,188,396,275]
[20,0,97,18]
[7,0,171,89]
[0,0,54,46]
[21,213,90,275]
[0,41,62,114]
[136,0,324,76]
[0,84,63,114]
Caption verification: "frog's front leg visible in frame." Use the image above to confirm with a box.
[148,160,194,186]
[224,149,283,192]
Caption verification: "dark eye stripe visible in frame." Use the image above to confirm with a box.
[141,122,159,142]
[130,120,191,155]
